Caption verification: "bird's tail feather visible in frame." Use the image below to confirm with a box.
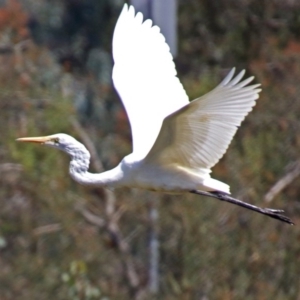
[202,177,230,194]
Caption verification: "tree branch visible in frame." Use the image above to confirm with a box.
[264,161,300,203]
[33,223,62,236]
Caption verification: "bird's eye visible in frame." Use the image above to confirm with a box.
[52,138,59,144]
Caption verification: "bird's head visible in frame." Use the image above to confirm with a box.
[16,133,84,157]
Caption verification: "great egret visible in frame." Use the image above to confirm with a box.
[17,4,293,225]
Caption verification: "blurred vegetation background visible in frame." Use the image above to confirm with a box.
[1,0,300,299]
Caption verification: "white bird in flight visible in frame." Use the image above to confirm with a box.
[17,4,293,224]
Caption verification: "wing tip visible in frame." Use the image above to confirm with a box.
[119,4,137,20]
[121,3,130,16]
[220,68,235,86]
[128,4,135,14]
[220,68,262,90]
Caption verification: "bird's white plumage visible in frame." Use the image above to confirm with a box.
[145,69,261,173]
[112,4,189,159]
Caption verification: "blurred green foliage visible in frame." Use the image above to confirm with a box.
[0,0,300,299]
[61,260,105,300]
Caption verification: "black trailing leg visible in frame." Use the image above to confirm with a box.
[190,190,294,225]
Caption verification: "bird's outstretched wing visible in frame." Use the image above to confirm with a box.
[145,69,261,172]
[112,4,189,159]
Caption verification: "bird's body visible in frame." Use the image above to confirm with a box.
[71,151,226,194]
[17,4,294,224]
[61,134,226,193]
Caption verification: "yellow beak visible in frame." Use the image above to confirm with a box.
[16,136,53,144]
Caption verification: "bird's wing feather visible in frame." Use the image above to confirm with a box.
[112,4,189,159]
[145,69,261,171]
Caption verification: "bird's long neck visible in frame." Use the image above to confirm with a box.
[68,142,123,187]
